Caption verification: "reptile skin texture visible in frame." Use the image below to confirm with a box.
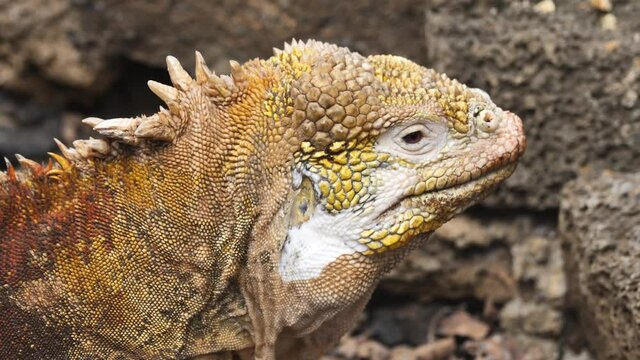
[0,40,525,360]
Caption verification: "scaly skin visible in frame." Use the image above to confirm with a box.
[0,40,525,359]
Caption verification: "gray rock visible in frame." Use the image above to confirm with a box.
[381,214,556,304]
[560,170,640,360]
[499,298,563,337]
[511,235,566,303]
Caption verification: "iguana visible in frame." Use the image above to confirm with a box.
[0,40,525,359]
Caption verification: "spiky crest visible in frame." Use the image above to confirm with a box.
[0,46,287,184]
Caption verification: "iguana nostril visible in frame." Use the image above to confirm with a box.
[477,109,500,133]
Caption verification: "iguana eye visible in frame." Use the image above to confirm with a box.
[396,124,431,151]
[401,130,424,145]
[376,119,447,162]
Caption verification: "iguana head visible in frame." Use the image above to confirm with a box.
[266,41,526,283]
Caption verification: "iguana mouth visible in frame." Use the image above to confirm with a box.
[435,162,517,194]
[425,162,518,201]
[374,162,518,223]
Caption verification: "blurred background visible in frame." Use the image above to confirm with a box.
[1,0,639,359]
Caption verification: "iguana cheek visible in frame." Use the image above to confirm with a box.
[295,139,389,214]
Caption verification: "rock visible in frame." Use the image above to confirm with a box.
[388,345,416,360]
[433,216,496,249]
[499,298,563,337]
[381,214,557,303]
[0,0,109,91]
[437,310,489,341]
[560,170,640,360]
[1,0,428,93]
[330,335,390,360]
[465,334,559,360]
[355,339,390,360]
[511,235,566,303]
[562,349,594,360]
[533,0,556,14]
[462,335,514,360]
[508,334,558,360]
[412,338,455,360]
[590,0,613,12]
[381,236,515,303]
[331,335,359,359]
[367,304,433,346]
[600,13,617,31]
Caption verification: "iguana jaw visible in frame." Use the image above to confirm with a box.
[374,162,518,224]
[355,109,525,254]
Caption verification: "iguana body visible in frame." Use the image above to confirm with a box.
[0,40,525,359]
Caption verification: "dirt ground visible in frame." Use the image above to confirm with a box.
[1,0,639,359]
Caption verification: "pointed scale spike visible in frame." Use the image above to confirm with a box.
[15,154,40,173]
[229,60,246,83]
[73,138,110,158]
[4,157,16,181]
[93,117,141,144]
[166,55,192,88]
[207,74,232,97]
[273,47,283,56]
[82,117,104,128]
[43,159,53,173]
[221,75,235,88]
[209,73,227,88]
[48,152,71,170]
[148,80,179,105]
[194,51,212,84]
[88,137,110,154]
[46,168,64,180]
[53,138,79,160]
[134,114,175,142]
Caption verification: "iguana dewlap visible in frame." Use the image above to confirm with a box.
[0,40,525,359]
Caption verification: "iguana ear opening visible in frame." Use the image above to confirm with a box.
[289,176,317,228]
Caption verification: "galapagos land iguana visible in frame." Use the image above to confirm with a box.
[0,40,526,359]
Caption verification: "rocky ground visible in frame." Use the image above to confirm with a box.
[2,0,639,359]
